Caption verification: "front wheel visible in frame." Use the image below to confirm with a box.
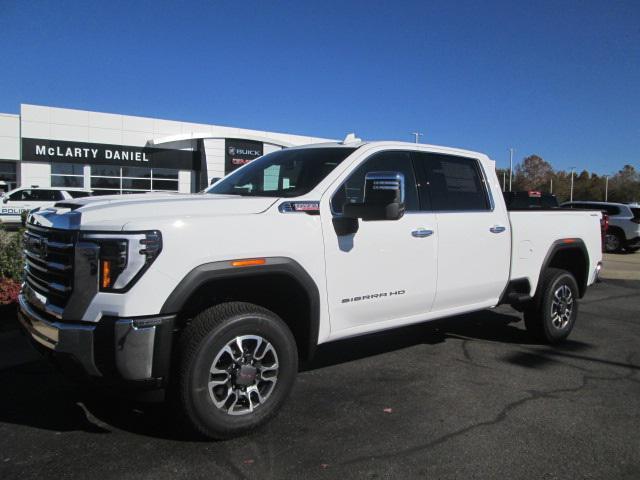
[173,302,298,439]
[524,268,579,344]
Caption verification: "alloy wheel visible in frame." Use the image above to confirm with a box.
[550,284,573,329]
[208,335,279,416]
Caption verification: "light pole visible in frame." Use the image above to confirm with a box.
[570,167,576,202]
[502,171,506,191]
[508,148,514,192]
[604,175,610,201]
[550,177,553,194]
[411,132,423,144]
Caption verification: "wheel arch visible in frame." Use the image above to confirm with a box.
[161,257,320,361]
[607,225,626,240]
[537,239,590,298]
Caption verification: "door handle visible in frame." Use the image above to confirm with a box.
[489,225,506,234]
[412,228,434,238]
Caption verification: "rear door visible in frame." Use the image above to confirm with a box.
[29,189,64,210]
[413,152,510,311]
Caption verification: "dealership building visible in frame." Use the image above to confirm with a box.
[0,104,332,195]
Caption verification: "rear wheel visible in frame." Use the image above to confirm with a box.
[605,230,624,253]
[174,302,298,439]
[524,268,579,344]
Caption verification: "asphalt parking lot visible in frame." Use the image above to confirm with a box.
[1,254,639,479]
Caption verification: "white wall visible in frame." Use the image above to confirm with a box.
[0,114,20,161]
[178,170,191,193]
[20,162,50,188]
[202,138,225,180]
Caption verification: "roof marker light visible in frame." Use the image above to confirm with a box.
[341,133,361,144]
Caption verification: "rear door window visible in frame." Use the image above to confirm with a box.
[604,205,621,216]
[30,190,64,201]
[414,153,490,211]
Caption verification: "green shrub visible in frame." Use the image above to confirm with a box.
[0,228,24,281]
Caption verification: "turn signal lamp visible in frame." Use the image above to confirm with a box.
[231,258,266,267]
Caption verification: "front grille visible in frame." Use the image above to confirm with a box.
[23,225,76,310]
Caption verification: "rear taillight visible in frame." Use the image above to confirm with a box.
[600,213,609,253]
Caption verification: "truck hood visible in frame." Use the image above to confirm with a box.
[32,193,279,230]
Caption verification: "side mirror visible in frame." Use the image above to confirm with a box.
[2,197,8,204]
[343,171,406,221]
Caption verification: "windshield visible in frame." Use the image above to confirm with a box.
[207,147,356,197]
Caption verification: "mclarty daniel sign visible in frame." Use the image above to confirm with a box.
[22,138,200,170]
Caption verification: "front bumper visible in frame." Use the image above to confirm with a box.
[18,293,175,388]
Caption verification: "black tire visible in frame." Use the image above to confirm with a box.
[173,302,298,439]
[524,268,579,344]
[605,230,624,253]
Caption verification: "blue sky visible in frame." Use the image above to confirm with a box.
[1,0,638,173]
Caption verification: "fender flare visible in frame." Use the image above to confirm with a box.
[537,238,590,298]
[160,256,320,358]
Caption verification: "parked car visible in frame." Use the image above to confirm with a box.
[0,186,92,227]
[562,201,640,253]
[19,138,602,439]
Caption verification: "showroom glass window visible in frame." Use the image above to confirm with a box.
[414,153,490,211]
[51,163,84,187]
[90,165,179,195]
[0,161,17,192]
[331,151,419,213]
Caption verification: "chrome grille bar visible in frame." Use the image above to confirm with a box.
[23,225,76,312]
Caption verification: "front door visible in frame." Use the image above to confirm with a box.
[320,149,438,336]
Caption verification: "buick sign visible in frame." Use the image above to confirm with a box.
[225,139,263,174]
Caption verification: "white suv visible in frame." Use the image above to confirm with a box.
[562,201,640,253]
[0,187,91,226]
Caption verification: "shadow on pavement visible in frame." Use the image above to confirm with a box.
[0,305,621,441]
[601,278,640,289]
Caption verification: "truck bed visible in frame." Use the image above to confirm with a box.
[508,210,603,295]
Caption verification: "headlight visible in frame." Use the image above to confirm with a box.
[81,230,162,292]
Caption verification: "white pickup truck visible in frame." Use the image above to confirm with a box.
[19,137,603,439]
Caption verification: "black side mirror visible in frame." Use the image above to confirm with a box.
[2,197,8,204]
[343,171,406,221]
